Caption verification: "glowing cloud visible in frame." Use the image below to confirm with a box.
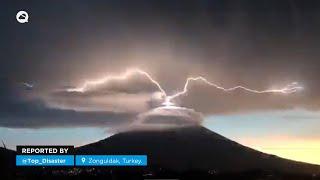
[66,68,166,96]
[64,68,303,106]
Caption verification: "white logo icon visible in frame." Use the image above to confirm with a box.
[81,157,86,163]
[16,11,29,23]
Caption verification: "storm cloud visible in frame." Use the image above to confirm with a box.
[0,79,136,128]
[1,0,320,128]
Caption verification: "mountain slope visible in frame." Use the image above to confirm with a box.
[76,126,320,174]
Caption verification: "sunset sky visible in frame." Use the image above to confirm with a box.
[1,0,320,165]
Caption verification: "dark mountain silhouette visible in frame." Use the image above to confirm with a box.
[77,126,320,175]
[0,147,16,179]
[1,126,320,179]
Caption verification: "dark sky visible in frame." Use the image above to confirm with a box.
[1,0,320,128]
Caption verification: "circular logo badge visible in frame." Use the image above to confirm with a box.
[16,11,29,23]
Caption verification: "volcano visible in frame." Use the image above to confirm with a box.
[76,126,320,178]
[2,126,320,179]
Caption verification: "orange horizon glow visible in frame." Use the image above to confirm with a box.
[238,136,320,165]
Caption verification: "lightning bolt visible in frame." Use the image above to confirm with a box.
[65,68,303,106]
[66,69,166,96]
[166,77,303,103]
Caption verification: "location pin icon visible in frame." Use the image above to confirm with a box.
[81,157,86,163]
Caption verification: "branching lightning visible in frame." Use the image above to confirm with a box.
[66,69,167,96]
[65,68,303,106]
[166,77,303,103]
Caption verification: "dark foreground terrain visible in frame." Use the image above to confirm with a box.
[1,126,320,179]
